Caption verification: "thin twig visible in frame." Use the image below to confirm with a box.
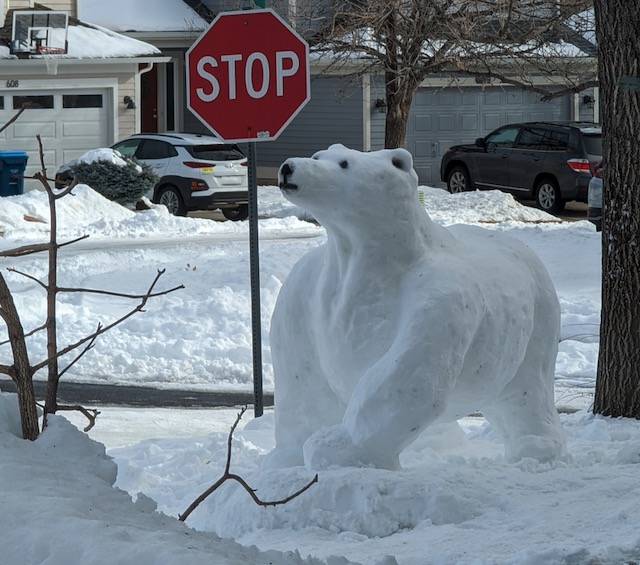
[30,270,182,374]
[54,404,101,432]
[179,406,318,522]
[0,107,27,135]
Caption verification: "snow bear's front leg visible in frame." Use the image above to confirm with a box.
[303,315,469,471]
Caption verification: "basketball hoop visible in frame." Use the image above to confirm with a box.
[38,46,65,76]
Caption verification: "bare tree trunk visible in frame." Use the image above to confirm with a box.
[593,0,640,417]
[0,275,39,440]
[41,157,61,427]
[384,70,420,149]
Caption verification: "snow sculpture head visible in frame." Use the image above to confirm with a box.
[267,144,567,471]
[279,144,419,231]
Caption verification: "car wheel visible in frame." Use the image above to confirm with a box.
[157,186,186,216]
[535,179,565,214]
[447,166,472,194]
[221,204,249,221]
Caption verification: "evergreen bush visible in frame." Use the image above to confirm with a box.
[70,154,158,206]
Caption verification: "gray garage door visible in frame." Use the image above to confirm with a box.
[407,86,571,186]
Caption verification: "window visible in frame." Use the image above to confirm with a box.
[547,131,569,151]
[188,144,245,161]
[111,139,141,159]
[13,95,54,109]
[583,134,602,156]
[517,128,548,150]
[0,96,4,110]
[136,140,177,160]
[63,94,103,108]
[486,127,519,148]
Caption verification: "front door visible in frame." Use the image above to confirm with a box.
[141,64,158,133]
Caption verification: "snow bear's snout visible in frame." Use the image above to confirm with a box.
[279,162,299,191]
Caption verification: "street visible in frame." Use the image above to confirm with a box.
[0,378,273,408]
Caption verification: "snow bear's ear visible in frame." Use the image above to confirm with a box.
[389,149,413,172]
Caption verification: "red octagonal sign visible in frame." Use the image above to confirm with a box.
[186,9,310,143]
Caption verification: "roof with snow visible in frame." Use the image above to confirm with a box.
[0,3,162,60]
[77,0,208,33]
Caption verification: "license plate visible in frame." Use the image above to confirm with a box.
[220,176,242,185]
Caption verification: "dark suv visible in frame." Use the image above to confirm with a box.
[440,122,602,213]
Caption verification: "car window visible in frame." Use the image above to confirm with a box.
[186,144,245,161]
[485,127,520,148]
[582,134,602,156]
[136,140,178,160]
[547,131,570,151]
[111,139,141,158]
[516,127,548,150]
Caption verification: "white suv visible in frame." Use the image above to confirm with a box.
[57,133,249,219]
[112,133,249,219]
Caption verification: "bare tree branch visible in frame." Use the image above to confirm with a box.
[58,331,99,379]
[179,407,319,522]
[54,404,101,432]
[0,236,90,258]
[0,106,27,135]
[31,270,182,375]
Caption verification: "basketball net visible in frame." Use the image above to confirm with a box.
[37,46,65,76]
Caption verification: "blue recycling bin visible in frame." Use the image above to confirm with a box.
[0,150,29,196]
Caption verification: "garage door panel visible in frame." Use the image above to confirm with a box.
[461,92,478,106]
[413,141,430,158]
[437,114,455,132]
[62,120,102,138]
[484,113,503,131]
[507,112,525,123]
[13,120,57,140]
[461,114,479,131]
[414,115,431,133]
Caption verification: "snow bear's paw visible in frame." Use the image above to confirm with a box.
[303,425,367,470]
[505,434,569,464]
[303,425,399,470]
[261,445,305,470]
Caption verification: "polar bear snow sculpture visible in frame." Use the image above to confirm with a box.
[267,144,567,471]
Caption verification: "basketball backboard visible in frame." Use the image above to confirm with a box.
[11,10,68,55]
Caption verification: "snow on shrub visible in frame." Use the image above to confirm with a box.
[70,148,158,206]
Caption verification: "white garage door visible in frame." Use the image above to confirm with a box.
[0,89,111,191]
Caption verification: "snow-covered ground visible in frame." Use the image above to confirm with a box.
[2,184,638,564]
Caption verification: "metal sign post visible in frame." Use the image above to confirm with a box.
[247,142,263,417]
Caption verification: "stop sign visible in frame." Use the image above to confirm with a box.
[186,9,310,143]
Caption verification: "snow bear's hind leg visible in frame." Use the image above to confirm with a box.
[482,343,567,463]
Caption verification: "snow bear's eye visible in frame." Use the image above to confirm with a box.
[392,157,407,171]
[339,160,349,169]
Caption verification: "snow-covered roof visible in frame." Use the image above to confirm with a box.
[77,0,207,33]
[0,6,162,60]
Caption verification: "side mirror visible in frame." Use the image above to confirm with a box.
[475,137,486,148]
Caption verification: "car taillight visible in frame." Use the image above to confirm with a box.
[592,160,603,178]
[183,161,215,169]
[190,180,209,191]
[567,158,591,173]
[241,162,248,167]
